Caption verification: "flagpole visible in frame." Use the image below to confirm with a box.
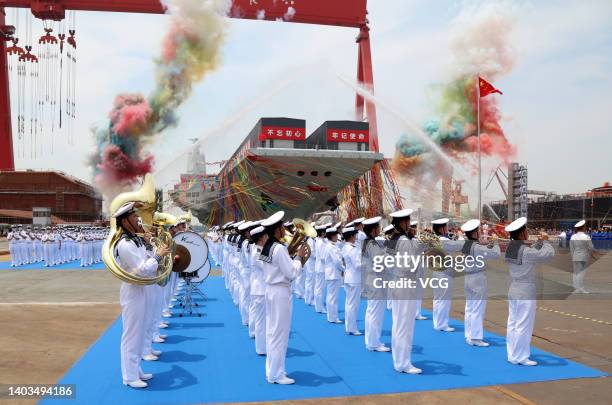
[477,75,482,223]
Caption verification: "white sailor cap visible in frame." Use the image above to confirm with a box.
[250,225,265,236]
[283,221,293,227]
[342,226,356,234]
[353,217,365,224]
[345,220,355,228]
[238,221,253,231]
[262,211,285,227]
[383,224,394,233]
[461,219,481,232]
[410,220,418,227]
[505,217,528,232]
[223,220,234,228]
[334,221,342,229]
[176,218,187,225]
[113,202,136,218]
[574,220,586,228]
[326,227,338,234]
[363,216,382,226]
[432,218,449,225]
[390,208,414,219]
[233,220,245,228]
[310,221,316,226]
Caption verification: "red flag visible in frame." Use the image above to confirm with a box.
[479,76,503,97]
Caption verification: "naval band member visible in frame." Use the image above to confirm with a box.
[259,211,306,385]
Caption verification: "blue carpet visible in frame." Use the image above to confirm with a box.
[0,260,104,270]
[42,277,606,405]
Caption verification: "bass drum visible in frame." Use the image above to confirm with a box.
[189,260,211,283]
[172,231,209,274]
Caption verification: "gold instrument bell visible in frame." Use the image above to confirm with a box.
[282,218,317,265]
[102,174,175,286]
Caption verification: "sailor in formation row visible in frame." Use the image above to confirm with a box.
[206,211,580,383]
[113,203,192,389]
[7,225,107,267]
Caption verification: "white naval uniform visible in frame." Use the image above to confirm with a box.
[43,233,53,267]
[506,242,554,364]
[324,240,345,323]
[239,238,252,326]
[77,233,86,266]
[363,238,388,350]
[390,235,425,372]
[7,231,18,267]
[313,237,327,313]
[142,282,164,357]
[116,236,158,383]
[463,242,501,342]
[262,241,302,382]
[569,232,593,292]
[303,237,316,305]
[342,242,362,334]
[356,230,366,250]
[431,237,464,330]
[21,231,32,264]
[53,232,62,264]
[249,244,266,354]
[221,235,229,288]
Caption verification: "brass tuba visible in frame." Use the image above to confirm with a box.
[102,174,175,286]
[281,218,317,265]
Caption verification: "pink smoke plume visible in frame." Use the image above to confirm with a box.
[109,94,152,137]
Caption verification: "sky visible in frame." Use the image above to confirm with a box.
[7,0,612,208]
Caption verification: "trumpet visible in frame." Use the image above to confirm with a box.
[417,229,446,270]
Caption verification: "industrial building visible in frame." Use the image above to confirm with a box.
[0,170,103,224]
[490,182,612,230]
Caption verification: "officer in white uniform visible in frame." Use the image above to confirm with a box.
[314,223,330,314]
[387,209,424,374]
[248,225,268,355]
[408,220,427,321]
[114,202,170,388]
[303,225,317,306]
[323,226,345,324]
[77,229,87,267]
[259,211,305,385]
[237,221,255,327]
[431,218,464,332]
[461,219,501,347]
[42,228,53,267]
[23,226,33,264]
[342,227,363,335]
[504,217,555,366]
[570,220,594,293]
[34,228,44,263]
[362,216,391,352]
[7,226,18,267]
[353,218,366,250]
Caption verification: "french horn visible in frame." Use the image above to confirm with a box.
[102,174,175,286]
[281,218,317,265]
